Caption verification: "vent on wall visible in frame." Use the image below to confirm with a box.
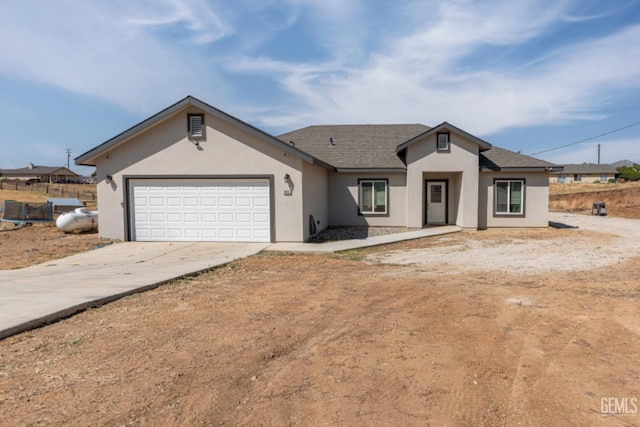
[437,133,450,151]
[188,114,205,140]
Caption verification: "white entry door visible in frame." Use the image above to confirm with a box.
[426,181,447,225]
[129,178,271,242]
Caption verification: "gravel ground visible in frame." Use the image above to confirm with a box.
[368,213,640,276]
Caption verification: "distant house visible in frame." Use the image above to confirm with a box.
[0,163,82,183]
[550,164,618,184]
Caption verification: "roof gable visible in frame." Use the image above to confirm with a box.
[396,122,492,153]
[278,124,430,170]
[76,96,328,168]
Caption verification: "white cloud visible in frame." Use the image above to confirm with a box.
[121,0,232,43]
[231,0,640,138]
[0,1,232,112]
[1,0,639,146]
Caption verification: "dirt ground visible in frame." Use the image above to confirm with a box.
[2,224,640,425]
[550,183,640,220]
[0,224,104,270]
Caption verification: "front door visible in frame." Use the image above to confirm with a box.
[426,181,447,225]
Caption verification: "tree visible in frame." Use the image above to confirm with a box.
[616,164,640,181]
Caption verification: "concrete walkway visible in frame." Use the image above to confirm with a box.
[0,226,462,340]
[0,242,269,340]
[266,225,462,252]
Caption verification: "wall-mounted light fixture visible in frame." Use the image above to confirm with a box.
[105,175,113,184]
[284,173,291,183]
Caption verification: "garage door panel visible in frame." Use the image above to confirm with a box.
[201,197,216,207]
[150,197,165,207]
[202,213,216,222]
[167,212,182,222]
[150,212,165,222]
[131,179,270,242]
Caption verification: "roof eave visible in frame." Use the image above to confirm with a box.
[480,166,558,172]
[335,167,407,173]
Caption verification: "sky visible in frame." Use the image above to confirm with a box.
[1,0,640,176]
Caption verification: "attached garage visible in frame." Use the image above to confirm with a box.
[127,178,272,242]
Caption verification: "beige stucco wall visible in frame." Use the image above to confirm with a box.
[327,172,406,226]
[405,133,480,228]
[94,106,308,242]
[302,161,329,240]
[478,172,549,228]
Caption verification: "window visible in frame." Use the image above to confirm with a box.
[188,114,205,139]
[437,133,450,151]
[574,174,582,182]
[495,179,524,215]
[558,175,566,184]
[600,174,608,182]
[359,179,387,214]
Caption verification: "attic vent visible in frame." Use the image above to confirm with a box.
[329,136,335,147]
[437,133,450,151]
[289,141,295,147]
[188,114,205,140]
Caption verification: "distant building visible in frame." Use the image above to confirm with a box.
[550,164,618,184]
[0,163,82,183]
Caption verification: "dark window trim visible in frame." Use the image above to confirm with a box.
[357,178,389,217]
[424,179,449,225]
[187,113,205,140]
[493,178,526,217]
[436,132,451,152]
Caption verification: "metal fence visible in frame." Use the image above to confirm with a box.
[0,180,97,201]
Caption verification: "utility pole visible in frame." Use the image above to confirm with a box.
[597,144,600,165]
[65,148,72,169]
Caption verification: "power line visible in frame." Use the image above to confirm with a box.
[528,119,640,156]
[65,148,72,169]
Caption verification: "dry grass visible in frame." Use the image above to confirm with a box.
[549,181,640,195]
[0,184,97,210]
[549,185,640,218]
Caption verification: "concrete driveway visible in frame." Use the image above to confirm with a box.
[0,242,269,339]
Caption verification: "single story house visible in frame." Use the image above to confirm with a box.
[0,163,82,183]
[76,96,559,243]
[550,164,617,184]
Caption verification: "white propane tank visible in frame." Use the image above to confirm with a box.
[56,208,98,233]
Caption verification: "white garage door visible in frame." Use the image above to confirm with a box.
[130,179,271,242]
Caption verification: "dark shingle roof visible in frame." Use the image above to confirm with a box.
[278,124,431,169]
[480,147,556,170]
[553,164,617,174]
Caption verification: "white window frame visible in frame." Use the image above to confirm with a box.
[600,174,608,182]
[495,179,524,215]
[188,114,205,140]
[574,174,582,182]
[359,179,388,215]
[437,132,450,151]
